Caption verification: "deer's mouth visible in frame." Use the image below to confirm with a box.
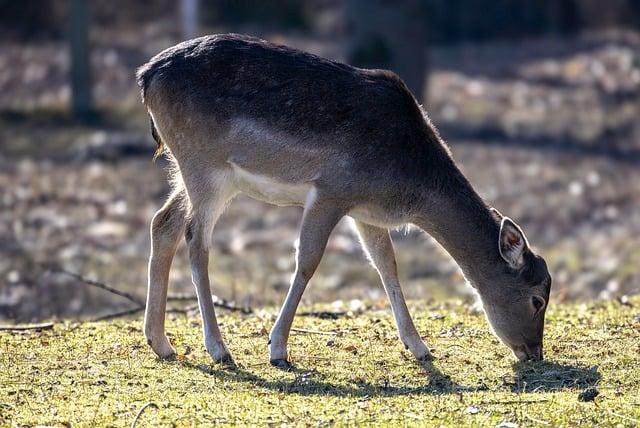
[512,344,543,361]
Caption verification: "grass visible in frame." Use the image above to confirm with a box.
[1,298,639,427]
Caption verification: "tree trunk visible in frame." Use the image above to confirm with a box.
[181,0,200,40]
[69,0,93,119]
[346,0,428,103]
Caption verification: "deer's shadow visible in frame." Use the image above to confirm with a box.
[509,360,600,393]
[177,355,601,397]
[179,357,485,397]
[180,355,532,397]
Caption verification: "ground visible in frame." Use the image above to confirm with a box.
[1,298,639,427]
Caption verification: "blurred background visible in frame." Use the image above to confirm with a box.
[1,0,639,322]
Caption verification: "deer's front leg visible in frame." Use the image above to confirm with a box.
[269,190,346,368]
[352,219,432,361]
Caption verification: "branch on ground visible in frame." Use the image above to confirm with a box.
[38,265,252,324]
[0,322,54,332]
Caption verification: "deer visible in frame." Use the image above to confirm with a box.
[136,34,551,369]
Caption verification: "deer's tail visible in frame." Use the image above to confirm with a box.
[137,56,170,161]
[149,115,164,161]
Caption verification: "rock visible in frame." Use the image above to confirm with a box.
[466,405,480,415]
[578,387,600,402]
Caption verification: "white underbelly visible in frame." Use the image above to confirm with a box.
[228,162,409,228]
[349,205,410,228]
[229,163,311,207]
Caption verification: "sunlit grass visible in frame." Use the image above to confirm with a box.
[1,298,639,426]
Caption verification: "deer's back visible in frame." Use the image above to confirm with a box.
[138,34,459,214]
[139,34,421,136]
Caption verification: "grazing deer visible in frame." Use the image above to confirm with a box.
[137,34,551,367]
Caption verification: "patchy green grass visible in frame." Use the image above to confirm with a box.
[1,298,639,427]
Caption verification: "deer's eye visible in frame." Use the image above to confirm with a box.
[531,295,546,317]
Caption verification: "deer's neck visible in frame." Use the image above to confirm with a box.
[414,175,501,287]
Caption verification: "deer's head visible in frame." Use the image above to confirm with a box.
[476,211,551,361]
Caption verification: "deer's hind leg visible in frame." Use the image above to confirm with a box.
[145,187,188,359]
[184,170,236,364]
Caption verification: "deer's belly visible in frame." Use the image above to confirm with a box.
[229,162,311,207]
[349,204,411,228]
[229,162,410,227]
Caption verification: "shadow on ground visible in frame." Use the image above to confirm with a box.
[177,358,600,397]
[510,360,601,393]
[179,359,471,397]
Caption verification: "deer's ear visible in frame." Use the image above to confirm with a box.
[490,207,504,221]
[499,217,528,268]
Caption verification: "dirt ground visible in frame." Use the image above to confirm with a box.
[1,28,639,321]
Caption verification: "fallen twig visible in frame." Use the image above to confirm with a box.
[167,293,197,301]
[46,266,252,316]
[170,296,252,314]
[131,402,158,428]
[91,307,145,322]
[92,304,201,322]
[479,399,550,405]
[48,266,144,307]
[212,298,253,314]
[298,310,348,319]
[0,322,54,332]
[291,327,338,336]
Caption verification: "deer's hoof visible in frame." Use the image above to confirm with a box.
[416,350,435,362]
[147,336,176,360]
[270,358,293,370]
[216,353,236,368]
[161,351,177,361]
[418,353,435,362]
